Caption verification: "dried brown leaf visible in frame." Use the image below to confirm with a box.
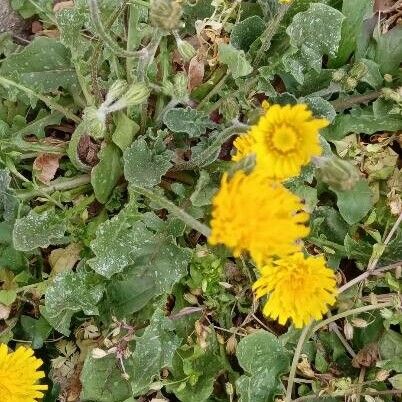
[33,153,61,184]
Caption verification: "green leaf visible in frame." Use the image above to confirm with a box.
[0,289,17,306]
[88,207,150,278]
[163,107,215,138]
[330,0,373,67]
[112,112,139,151]
[333,179,373,225]
[56,4,88,58]
[91,143,123,204]
[230,16,265,51]
[283,3,344,83]
[190,171,217,207]
[323,105,402,141]
[374,25,402,74]
[11,111,64,139]
[13,209,67,251]
[0,37,78,101]
[379,330,402,360]
[124,138,172,188]
[218,43,252,79]
[40,269,105,336]
[389,374,402,390]
[105,273,156,319]
[20,315,52,349]
[130,308,181,395]
[11,0,52,18]
[168,334,225,402]
[236,331,290,402]
[81,355,133,402]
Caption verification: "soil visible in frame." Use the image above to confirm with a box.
[0,0,30,38]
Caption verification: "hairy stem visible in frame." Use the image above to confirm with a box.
[88,0,140,58]
[16,174,91,201]
[131,186,211,237]
[254,4,289,66]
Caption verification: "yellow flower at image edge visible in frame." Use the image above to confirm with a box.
[0,344,48,402]
[209,170,310,266]
[235,103,329,179]
[253,253,338,328]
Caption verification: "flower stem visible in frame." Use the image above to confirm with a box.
[285,324,312,402]
[16,174,91,201]
[0,76,81,123]
[131,186,212,237]
[313,301,394,333]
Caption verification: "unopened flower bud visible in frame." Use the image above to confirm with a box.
[314,156,361,191]
[226,335,238,355]
[376,369,390,381]
[82,106,107,139]
[92,348,108,359]
[344,321,354,340]
[108,83,150,112]
[384,74,393,82]
[382,88,401,103]
[175,34,196,62]
[150,0,183,31]
[173,72,189,101]
[349,62,368,80]
[104,80,128,106]
[225,382,234,397]
[332,69,346,82]
[344,76,358,91]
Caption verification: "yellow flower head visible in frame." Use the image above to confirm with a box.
[209,170,310,265]
[0,344,48,402]
[253,253,338,328]
[248,103,329,179]
[232,133,256,162]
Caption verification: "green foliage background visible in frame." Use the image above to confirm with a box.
[0,0,401,401]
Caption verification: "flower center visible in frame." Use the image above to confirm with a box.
[271,126,298,153]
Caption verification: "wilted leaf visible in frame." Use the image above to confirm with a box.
[33,153,61,184]
[49,243,82,274]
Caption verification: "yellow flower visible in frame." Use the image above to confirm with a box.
[209,170,310,265]
[0,344,48,402]
[253,253,338,328]
[232,133,256,162]
[248,103,329,179]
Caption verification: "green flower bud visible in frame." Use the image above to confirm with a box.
[108,82,150,112]
[173,72,189,102]
[176,37,196,61]
[104,80,128,106]
[343,76,358,91]
[332,69,346,82]
[82,106,106,139]
[384,74,393,82]
[349,62,368,80]
[220,97,239,121]
[150,0,183,31]
[315,156,361,191]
